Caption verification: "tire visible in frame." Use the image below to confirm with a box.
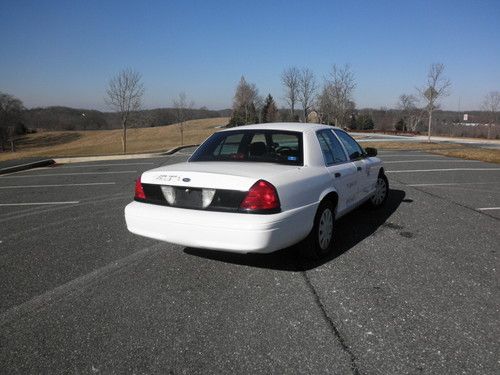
[369,173,389,208]
[300,200,335,259]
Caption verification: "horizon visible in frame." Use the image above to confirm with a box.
[1,0,499,111]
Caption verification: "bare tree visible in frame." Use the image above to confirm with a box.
[418,63,451,142]
[173,92,194,146]
[317,84,334,124]
[298,68,318,123]
[481,91,500,139]
[105,68,144,154]
[397,94,422,132]
[281,67,300,121]
[0,92,24,152]
[329,64,356,127]
[317,64,356,127]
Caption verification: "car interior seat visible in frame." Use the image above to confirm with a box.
[248,142,267,156]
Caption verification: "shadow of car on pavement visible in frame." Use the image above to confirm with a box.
[184,189,407,271]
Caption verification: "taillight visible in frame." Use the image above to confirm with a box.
[134,177,146,199]
[240,180,280,213]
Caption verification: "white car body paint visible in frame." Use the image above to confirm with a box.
[125,123,383,253]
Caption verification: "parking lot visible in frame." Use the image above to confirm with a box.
[0,149,498,374]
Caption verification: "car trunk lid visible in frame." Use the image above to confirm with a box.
[137,162,299,212]
[140,161,299,190]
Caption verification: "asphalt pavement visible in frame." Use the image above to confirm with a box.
[0,150,498,374]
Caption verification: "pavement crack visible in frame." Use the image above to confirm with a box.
[301,270,361,375]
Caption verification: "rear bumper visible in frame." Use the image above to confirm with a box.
[124,201,316,253]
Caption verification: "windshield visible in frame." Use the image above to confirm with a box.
[189,129,304,166]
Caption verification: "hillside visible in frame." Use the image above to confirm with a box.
[0,117,229,161]
[22,106,231,131]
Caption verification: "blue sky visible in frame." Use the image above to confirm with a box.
[0,0,498,110]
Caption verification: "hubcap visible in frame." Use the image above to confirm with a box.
[318,208,333,250]
[371,177,387,206]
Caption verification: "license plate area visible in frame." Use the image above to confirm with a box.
[161,186,216,209]
[173,187,203,208]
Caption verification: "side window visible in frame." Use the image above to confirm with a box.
[324,130,348,163]
[317,132,334,165]
[334,130,364,160]
[213,133,244,156]
[317,130,348,165]
[250,133,266,143]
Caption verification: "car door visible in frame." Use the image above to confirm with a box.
[333,129,372,202]
[316,130,358,215]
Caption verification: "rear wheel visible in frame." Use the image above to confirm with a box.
[300,200,335,259]
[369,174,389,208]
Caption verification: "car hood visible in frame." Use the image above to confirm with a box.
[140,161,302,191]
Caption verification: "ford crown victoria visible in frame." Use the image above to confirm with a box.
[125,123,388,258]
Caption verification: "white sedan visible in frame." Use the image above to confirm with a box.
[125,123,388,258]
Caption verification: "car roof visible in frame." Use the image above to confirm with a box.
[218,122,341,134]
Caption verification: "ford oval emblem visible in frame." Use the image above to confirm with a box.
[182,178,191,182]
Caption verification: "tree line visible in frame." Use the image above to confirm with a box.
[227,63,499,141]
[1,64,499,153]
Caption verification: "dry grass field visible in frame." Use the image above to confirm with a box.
[0,117,229,162]
[359,141,500,164]
[1,119,498,164]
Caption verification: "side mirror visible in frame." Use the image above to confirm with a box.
[365,147,377,157]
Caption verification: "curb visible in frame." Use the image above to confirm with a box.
[54,153,161,164]
[1,145,200,169]
[161,144,199,155]
[0,159,55,175]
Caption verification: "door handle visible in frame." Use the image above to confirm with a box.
[357,166,362,171]
[334,172,341,178]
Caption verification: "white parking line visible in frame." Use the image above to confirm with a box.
[59,162,155,168]
[384,160,479,164]
[0,201,79,206]
[0,171,137,178]
[477,207,500,211]
[408,182,500,187]
[387,168,500,173]
[0,182,116,189]
[378,154,430,157]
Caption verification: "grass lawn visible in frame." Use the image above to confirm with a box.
[0,117,229,162]
[359,141,500,164]
[1,119,498,164]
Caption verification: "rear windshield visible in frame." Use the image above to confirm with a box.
[189,129,303,166]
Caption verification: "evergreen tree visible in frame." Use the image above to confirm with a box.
[356,114,375,130]
[229,103,258,127]
[261,94,279,123]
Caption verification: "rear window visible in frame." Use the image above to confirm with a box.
[189,130,303,166]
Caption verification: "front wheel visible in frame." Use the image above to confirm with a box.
[369,174,389,208]
[300,200,335,259]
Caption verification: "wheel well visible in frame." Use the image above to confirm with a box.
[378,167,385,177]
[322,192,338,209]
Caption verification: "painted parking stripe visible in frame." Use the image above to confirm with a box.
[384,160,480,164]
[477,207,500,211]
[0,182,116,189]
[0,201,79,206]
[408,182,500,187]
[379,154,431,156]
[387,168,500,173]
[0,170,137,178]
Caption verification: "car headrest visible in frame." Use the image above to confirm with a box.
[249,142,267,156]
